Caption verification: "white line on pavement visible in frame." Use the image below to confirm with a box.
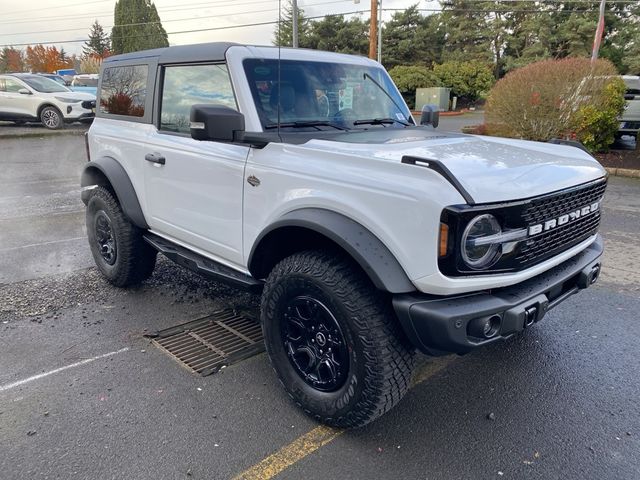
[0,347,130,393]
[0,236,86,253]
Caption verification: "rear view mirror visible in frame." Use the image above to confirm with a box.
[420,104,439,128]
[18,88,31,95]
[190,104,245,142]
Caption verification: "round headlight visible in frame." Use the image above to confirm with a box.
[461,214,502,269]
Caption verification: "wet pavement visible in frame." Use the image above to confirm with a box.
[0,134,639,480]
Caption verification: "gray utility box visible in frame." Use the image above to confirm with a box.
[416,87,451,111]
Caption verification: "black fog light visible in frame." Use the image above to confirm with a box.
[467,315,501,339]
[67,106,72,114]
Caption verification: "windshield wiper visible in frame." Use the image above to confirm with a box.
[353,117,411,127]
[362,73,413,125]
[264,121,348,131]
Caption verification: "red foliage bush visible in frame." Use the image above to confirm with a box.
[100,93,144,117]
[485,58,621,147]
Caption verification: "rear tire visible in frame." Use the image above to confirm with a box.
[40,106,63,130]
[86,186,157,287]
[261,250,415,428]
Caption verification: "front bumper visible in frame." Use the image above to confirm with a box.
[393,235,604,355]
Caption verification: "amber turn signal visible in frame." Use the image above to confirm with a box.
[439,223,449,257]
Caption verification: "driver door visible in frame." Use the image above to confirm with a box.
[144,63,248,267]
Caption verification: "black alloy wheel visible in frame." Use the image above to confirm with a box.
[94,210,117,265]
[282,296,349,392]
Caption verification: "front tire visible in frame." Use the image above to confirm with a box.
[40,106,63,130]
[262,250,415,428]
[86,186,157,287]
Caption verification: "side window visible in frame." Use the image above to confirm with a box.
[0,79,5,92]
[160,64,236,134]
[99,65,148,117]
[4,78,24,93]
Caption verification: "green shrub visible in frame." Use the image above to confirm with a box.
[432,60,495,101]
[388,65,438,109]
[572,78,626,152]
[485,58,625,151]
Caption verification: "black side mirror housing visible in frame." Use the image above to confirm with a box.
[190,104,245,142]
[18,88,31,95]
[419,104,439,128]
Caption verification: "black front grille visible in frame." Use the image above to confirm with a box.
[516,179,607,266]
[439,177,607,277]
[82,100,96,110]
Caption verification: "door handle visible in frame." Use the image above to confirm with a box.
[145,153,166,165]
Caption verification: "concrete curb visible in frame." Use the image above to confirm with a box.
[0,129,86,140]
[605,167,640,179]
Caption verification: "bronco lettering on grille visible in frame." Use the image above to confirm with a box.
[528,201,600,236]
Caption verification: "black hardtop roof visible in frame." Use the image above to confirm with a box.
[102,42,239,65]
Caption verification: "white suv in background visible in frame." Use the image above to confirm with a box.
[0,73,96,129]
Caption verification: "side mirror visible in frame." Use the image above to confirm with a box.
[624,94,636,101]
[190,104,245,142]
[18,88,31,95]
[420,104,439,128]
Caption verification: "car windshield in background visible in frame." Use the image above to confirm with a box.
[22,75,70,93]
[75,78,98,87]
[43,75,68,87]
[243,59,412,130]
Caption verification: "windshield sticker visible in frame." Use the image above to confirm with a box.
[395,113,406,121]
[338,87,353,110]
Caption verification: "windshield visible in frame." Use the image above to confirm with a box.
[21,75,70,93]
[44,75,67,86]
[74,78,98,87]
[243,59,412,130]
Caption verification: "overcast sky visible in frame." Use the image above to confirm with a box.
[0,0,438,56]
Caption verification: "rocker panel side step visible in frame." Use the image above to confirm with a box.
[143,232,263,293]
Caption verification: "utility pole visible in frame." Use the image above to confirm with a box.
[377,0,382,63]
[369,0,377,60]
[292,0,299,48]
[591,0,606,62]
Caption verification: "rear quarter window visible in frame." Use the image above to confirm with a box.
[99,65,148,117]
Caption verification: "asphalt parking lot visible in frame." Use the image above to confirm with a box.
[1,131,639,480]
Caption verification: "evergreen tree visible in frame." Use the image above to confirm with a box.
[439,0,495,66]
[272,0,312,47]
[83,20,111,58]
[382,5,444,69]
[111,0,169,54]
[306,15,369,56]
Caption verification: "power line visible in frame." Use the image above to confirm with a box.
[0,4,619,49]
[0,9,372,48]
[1,0,111,17]
[0,0,274,25]
[0,0,350,37]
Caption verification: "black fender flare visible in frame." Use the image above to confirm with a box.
[80,156,149,229]
[249,208,416,293]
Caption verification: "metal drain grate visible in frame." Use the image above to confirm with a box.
[152,309,264,376]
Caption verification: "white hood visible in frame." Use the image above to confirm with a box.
[304,132,607,204]
[47,91,96,101]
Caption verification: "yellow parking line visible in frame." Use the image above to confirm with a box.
[232,356,456,480]
[231,425,343,480]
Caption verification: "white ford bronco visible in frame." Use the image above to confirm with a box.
[82,43,606,428]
